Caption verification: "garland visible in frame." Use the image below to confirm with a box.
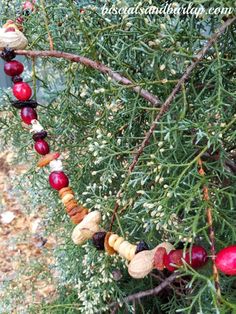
[0,5,235,282]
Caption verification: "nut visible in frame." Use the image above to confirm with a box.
[128,250,154,279]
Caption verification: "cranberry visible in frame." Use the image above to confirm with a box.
[34,139,50,155]
[4,60,24,76]
[164,246,208,272]
[185,246,208,269]
[49,171,69,190]
[16,17,24,24]
[23,1,34,11]
[215,245,236,276]
[164,249,183,271]
[154,247,167,270]
[20,107,37,124]
[13,82,32,101]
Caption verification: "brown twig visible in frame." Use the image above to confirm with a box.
[15,51,161,107]
[128,17,236,174]
[198,158,221,297]
[40,0,54,50]
[109,17,236,231]
[109,272,178,309]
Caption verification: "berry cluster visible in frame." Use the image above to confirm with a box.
[1,48,236,278]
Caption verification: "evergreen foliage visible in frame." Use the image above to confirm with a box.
[0,0,236,313]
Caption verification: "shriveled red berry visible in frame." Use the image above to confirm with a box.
[34,139,50,155]
[216,245,236,276]
[13,82,32,101]
[20,107,37,124]
[185,246,208,269]
[154,247,167,270]
[92,232,107,250]
[49,171,69,190]
[164,249,183,272]
[12,75,23,83]
[4,60,24,76]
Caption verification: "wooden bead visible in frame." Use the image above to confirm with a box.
[37,152,60,167]
[59,186,74,197]
[61,193,74,205]
[104,232,116,255]
[71,208,88,224]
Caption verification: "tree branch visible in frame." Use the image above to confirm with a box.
[109,272,179,309]
[198,158,221,297]
[15,50,161,107]
[128,17,236,173]
[109,17,236,231]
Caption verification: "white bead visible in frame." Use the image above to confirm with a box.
[30,119,44,133]
[49,159,63,172]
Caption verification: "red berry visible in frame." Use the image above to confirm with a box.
[34,139,50,155]
[4,60,24,76]
[13,82,32,101]
[215,245,236,276]
[16,17,24,24]
[164,249,183,271]
[23,1,34,11]
[20,107,37,124]
[185,246,208,269]
[154,247,167,270]
[49,171,69,190]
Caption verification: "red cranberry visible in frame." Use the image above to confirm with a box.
[215,245,236,276]
[13,82,32,101]
[34,139,50,155]
[4,60,24,76]
[164,246,208,272]
[164,249,183,271]
[154,247,168,270]
[49,171,69,190]
[185,246,208,269]
[23,1,34,11]
[20,107,37,124]
[16,17,24,24]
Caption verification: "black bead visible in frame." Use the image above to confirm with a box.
[32,131,48,142]
[12,75,23,84]
[92,232,106,250]
[11,99,39,109]
[0,48,16,61]
[135,240,149,254]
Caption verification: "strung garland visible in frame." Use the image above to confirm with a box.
[0,9,236,281]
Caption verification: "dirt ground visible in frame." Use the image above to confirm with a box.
[0,152,57,313]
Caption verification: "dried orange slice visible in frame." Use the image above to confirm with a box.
[37,152,60,167]
[104,232,116,255]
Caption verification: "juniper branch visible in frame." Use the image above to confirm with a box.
[14,50,161,106]
[109,17,236,231]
